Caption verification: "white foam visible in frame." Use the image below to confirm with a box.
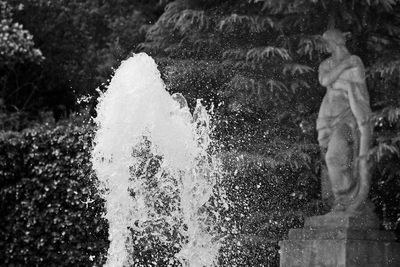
[91,53,222,266]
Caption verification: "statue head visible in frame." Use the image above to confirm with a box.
[322,29,346,53]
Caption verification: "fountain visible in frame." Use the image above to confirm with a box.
[91,53,226,266]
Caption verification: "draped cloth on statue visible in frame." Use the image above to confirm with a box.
[316,55,372,214]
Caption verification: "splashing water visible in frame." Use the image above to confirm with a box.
[92,53,224,266]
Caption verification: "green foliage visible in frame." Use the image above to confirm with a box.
[1,0,163,116]
[370,106,400,228]
[0,1,44,66]
[140,0,400,264]
[0,121,108,266]
[217,145,323,265]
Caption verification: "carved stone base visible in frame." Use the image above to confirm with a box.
[304,213,380,230]
[279,215,400,267]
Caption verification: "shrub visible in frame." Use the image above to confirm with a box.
[0,121,108,266]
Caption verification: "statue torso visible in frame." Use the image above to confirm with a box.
[318,56,365,123]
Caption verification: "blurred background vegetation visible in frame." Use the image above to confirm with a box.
[1,0,400,266]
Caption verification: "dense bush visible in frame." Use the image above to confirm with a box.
[0,120,108,266]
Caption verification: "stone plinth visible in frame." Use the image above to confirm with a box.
[304,213,380,230]
[279,214,400,267]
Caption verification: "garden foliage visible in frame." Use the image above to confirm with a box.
[0,1,44,66]
[1,0,163,116]
[140,0,400,264]
[0,121,108,266]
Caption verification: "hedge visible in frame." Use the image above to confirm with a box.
[0,121,108,266]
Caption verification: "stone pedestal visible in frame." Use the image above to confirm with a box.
[279,214,400,267]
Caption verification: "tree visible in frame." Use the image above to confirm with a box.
[0,1,44,66]
[0,1,44,116]
[2,0,164,120]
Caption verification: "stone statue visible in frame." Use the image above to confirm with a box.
[280,29,400,267]
[317,29,373,216]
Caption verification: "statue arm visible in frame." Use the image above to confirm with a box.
[318,58,352,87]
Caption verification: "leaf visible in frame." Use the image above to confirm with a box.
[387,107,400,123]
[290,79,310,93]
[218,14,274,33]
[266,79,288,93]
[174,10,211,33]
[369,59,400,77]
[377,0,396,11]
[375,143,400,161]
[246,46,291,62]
[222,49,247,61]
[297,35,325,59]
[283,63,313,75]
